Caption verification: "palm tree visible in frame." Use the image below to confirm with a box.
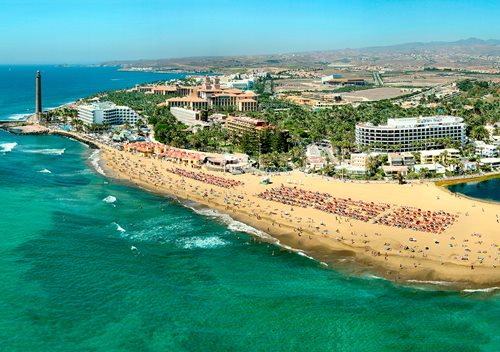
[470,126,490,141]
[397,171,405,184]
[441,150,449,166]
[366,156,380,176]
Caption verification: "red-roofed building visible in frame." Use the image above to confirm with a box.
[135,76,259,111]
[225,115,273,136]
[166,90,209,109]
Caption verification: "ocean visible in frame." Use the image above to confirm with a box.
[0,67,499,351]
[0,65,190,120]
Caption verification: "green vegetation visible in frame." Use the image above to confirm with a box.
[258,79,499,151]
[148,106,189,147]
[96,91,171,116]
[84,77,499,174]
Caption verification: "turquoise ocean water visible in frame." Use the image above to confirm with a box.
[0,67,499,351]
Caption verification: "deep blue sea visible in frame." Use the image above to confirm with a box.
[0,67,499,351]
[0,65,189,120]
[448,178,500,203]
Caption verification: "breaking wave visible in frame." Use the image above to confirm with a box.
[462,287,500,293]
[89,150,105,176]
[113,222,126,233]
[38,169,52,173]
[24,148,65,155]
[6,114,28,121]
[406,280,454,286]
[103,196,117,204]
[186,205,322,262]
[0,142,17,153]
[188,206,276,242]
[177,236,229,249]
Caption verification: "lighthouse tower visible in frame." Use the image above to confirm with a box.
[35,70,42,123]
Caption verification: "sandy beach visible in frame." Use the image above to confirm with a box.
[62,131,500,288]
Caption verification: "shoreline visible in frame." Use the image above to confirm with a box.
[96,151,395,285]
[99,149,499,289]
[10,128,500,290]
[435,173,500,206]
[83,135,499,289]
[435,173,500,187]
[0,100,77,123]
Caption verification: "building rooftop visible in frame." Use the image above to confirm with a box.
[414,163,445,170]
[153,86,177,91]
[358,116,464,129]
[480,157,500,163]
[228,115,266,125]
[420,148,460,156]
[80,101,129,110]
[382,165,408,172]
[388,152,414,158]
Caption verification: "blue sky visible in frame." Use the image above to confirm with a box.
[0,0,498,64]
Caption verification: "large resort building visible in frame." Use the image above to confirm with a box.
[166,91,209,110]
[134,76,259,112]
[77,102,141,125]
[355,116,467,152]
[225,115,272,136]
[170,107,210,128]
[136,85,177,95]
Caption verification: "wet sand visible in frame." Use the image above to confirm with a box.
[67,132,500,288]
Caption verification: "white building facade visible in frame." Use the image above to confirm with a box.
[474,141,498,157]
[355,116,467,152]
[77,102,140,125]
[170,107,210,128]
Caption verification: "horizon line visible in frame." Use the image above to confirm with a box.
[1,36,498,66]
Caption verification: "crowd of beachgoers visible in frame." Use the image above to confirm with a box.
[166,167,244,188]
[95,139,500,283]
[374,207,458,234]
[257,185,458,234]
[257,185,390,222]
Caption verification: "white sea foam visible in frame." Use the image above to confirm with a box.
[0,142,17,153]
[185,205,325,262]
[24,148,65,155]
[188,206,276,242]
[76,169,93,175]
[38,169,52,174]
[177,236,229,249]
[462,287,500,293]
[113,222,126,232]
[116,215,189,243]
[297,251,315,261]
[6,114,29,121]
[406,280,454,286]
[279,244,316,261]
[88,150,106,176]
[103,196,117,204]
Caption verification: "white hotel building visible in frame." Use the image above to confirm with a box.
[355,116,467,152]
[77,102,140,125]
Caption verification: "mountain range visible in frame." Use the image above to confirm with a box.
[103,38,500,72]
